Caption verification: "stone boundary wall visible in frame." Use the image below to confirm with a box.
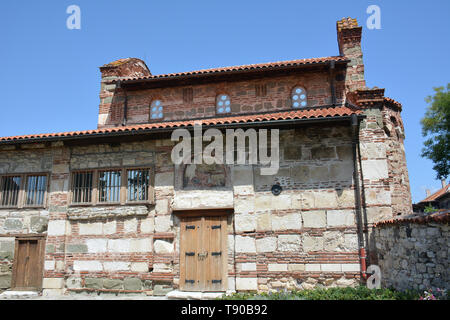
[374,214,449,291]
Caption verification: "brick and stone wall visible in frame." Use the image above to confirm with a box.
[374,216,449,291]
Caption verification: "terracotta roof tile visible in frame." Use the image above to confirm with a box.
[0,106,360,144]
[374,209,450,227]
[116,56,348,82]
[419,184,449,203]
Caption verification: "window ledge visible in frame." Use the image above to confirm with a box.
[67,204,151,221]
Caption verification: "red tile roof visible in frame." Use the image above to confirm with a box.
[116,56,349,82]
[0,105,360,144]
[374,209,450,227]
[419,184,449,203]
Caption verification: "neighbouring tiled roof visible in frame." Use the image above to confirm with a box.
[115,56,349,82]
[419,184,449,203]
[374,209,450,227]
[0,105,360,144]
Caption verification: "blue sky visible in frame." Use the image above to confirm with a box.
[0,0,449,203]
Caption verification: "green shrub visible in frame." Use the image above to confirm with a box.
[219,286,423,300]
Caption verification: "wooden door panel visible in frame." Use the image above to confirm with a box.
[12,238,44,291]
[179,213,228,292]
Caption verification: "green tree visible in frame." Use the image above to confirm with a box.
[421,84,450,180]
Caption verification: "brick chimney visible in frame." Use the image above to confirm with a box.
[336,18,366,92]
[98,58,151,128]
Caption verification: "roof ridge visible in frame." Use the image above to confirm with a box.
[117,56,348,82]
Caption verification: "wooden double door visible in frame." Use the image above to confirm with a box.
[179,214,228,292]
[11,237,45,291]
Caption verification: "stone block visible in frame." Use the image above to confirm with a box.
[66,244,88,253]
[47,220,67,236]
[85,278,103,289]
[303,235,324,252]
[309,166,330,182]
[66,277,82,289]
[235,235,256,253]
[154,239,174,254]
[131,262,149,272]
[256,212,271,231]
[305,264,321,272]
[277,234,301,251]
[321,264,342,272]
[44,260,55,271]
[123,278,142,290]
[329,163,353,182]
[341,263,361,272]
[155,199,170,215]
[130,239,152,252]
[78,222,102,235]
[288,264,305,271]
[154,215,172,233]
[314,191,338,208]
[124,218,138,233]
[272,213,302,231]
[0,275,12,289]
[30,216,48,233]
[361,160,389,180]
[365,189,391,205]
[140,217,155,233]
[43,278,64,289]
[153,263,172,273]
[256,237,277,253]
[86,239,107,253]
[268,264,288,272]
[254,195,272,211]
[236,278,258,291]
[240,263,257,271]
[73,261,103,272]
[153,284,173,296]
[103,279,123,290]
[235,213,256,233]
[327,210,355,227]
[337,189,355,207]
[302,211,326,228]
[234,198,254,214]
[103,261,130,271]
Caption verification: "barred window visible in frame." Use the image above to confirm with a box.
[150,100,164,120]
[127,169,150,202]
[98,170,121,203]
[72,171,93,203]
[216,94,231,114]
[25,175,47,206]
[0,176,22,207]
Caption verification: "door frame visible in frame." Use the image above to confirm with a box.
[11,234,46,291]
[175,208,233,292]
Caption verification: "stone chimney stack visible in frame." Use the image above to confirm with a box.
[336,17,366,92]
[98,58,151,128]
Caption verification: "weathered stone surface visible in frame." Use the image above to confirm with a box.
[272,213,302,231]
[131,262,149,272]
[86,239,107,253]
[235,213,256,233]
[154,215,172,233]
[85,278,103,289]
[153,284,173,296]
[66,277,82,289]
[361,160,389,180]
[67,205,148,220]
[236,278,257,291]
[123,278,142,290]
[235,235,256,253]
[302,211,326,228]
[73,260,103,271]
[103,279,123,290]
[256,237,277,253]
[30,216,48,233]
[66,244,88,253]
[43,278,64,289]
[0,275,11,289]
[154,239,173,254]
[327,210,355,227]
[303,235,324,252]
[78,222,103,235]
[140,217,154,233]
[277,234,301,251]
[104,261,130,271]
[47,220,66,236]
[124,218,138,233]
[256,212,271,231]
[4,218,23,230]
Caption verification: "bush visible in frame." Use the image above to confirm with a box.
[219,286,424,300]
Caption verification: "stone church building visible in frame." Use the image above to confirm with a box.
[0,18,412,296]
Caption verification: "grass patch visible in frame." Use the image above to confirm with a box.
[219,286,429,300]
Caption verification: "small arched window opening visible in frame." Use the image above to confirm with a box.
[291,87,307,108]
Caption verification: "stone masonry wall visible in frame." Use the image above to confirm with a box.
[374,221,449,291]
[0,121,403,295]
[0,145,52,291]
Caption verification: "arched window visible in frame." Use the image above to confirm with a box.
[216,94,231,114]
[291,87,307,108]
[150,100,163,119]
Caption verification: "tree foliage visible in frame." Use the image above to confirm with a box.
[421,84,450,180]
